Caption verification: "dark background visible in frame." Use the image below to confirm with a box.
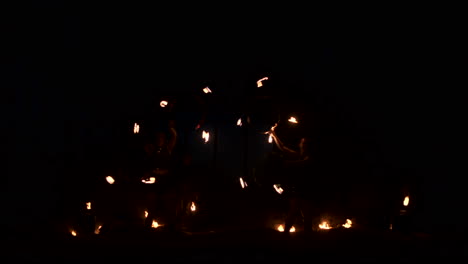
[6,4,467,236]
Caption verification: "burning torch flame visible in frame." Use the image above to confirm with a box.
[106,176,115,184]
[160,100,168,107]
[257,77,268,87]
[95,225,102,234]
[144,211,148,218]
[71,230,77,236]
[86,202,91,210]
[203,87,212,94]
[403,196,409,206]
[237,118,242,127]
[190,202,196,212]
[288,116,298,123]
[319,221,332,230]
[142,177,156,184]
[133,123,140,134]
[151,220,160,229]
[268,135,273,143]
[202,130,210,143]
[277,225,295,232]
[273,184,283,194]
[342,219,352,228]
[240,177,247,188]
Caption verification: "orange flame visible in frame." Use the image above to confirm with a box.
[288,116,298,123]
[71,230,77,236]
[319,221,332,230]
[144,211,148,218]
[273,184,283,194]
[106,176,115,184]
[151,220,160,229]
[257,77,268,87]
[277,224,295,232]
[142,177,156,184]
[403,196,409,206]
[237,118,242,127]
[86,202,91,210]
[202,130,210,143]
[268,135,273,143]
[240,177,247,188]
[342,219,352,228]
[95,225,102,234]
[133,123,140,134]
[160,100,168,107]
[190,202,196,212]
[203,87,212,94]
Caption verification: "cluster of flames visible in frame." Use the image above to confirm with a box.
[276,219,352,232]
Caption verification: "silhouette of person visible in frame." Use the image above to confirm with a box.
[267,121,314,234]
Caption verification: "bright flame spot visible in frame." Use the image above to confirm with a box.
[203,87,212,94]
[342,219,352,228]
[190,202,196,212]
[276,224,295,232]
[319,221,332,230]
[257,77,268,87]
[144,211,148,218]
[133,123,140,134]
[403,196,409,206]
[151,220,160,229]
[273,184,283,194]
[86,202,91,210]
[237,118,242,127]
[106,176,115,184]
[71,230,77,236]
[268,134,273,143]
[389,224,393,230]
[95,225,102,234]
[202,130,210,143]
[288,116,298,123]
[240,177,246,188]
[142,177,156,184]
[160,100,168,107]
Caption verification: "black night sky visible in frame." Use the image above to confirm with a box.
[7,4,467,238]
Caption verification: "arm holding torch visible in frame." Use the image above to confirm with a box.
[267,124,310,164]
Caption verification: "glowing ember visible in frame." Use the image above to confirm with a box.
[151,220,160,229]
[277,224,295,232]
[190,202,196,212]
[203,87,212,94]
[403,196,409,206]
[160,100,168,107]
[257,77,268,87]
[142,177,156,184]
[86,202,91,210]
[133,123,140,134]
[106,176,115,184]
[288,116,298,123]
[342,219,352,228]
[240,177,246,188]
[273,184,283,194]
[268,134,273,143]
[144,211,148,218]
[319,221,332,230]
[202,130,210,143]
[71,230,77,236]
[237,118,242,126]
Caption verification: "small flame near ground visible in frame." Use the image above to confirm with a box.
[276,224,295,232]
[319,221,332,230]
[71,230,77,236]
[342,219,352,228]
[151,220,161,229]
[142,177,156,184]
[190,202,196,212]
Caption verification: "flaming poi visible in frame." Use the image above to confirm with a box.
[202,130,210,143]
[133,122,140,134]
[257,77,268,87]
[160,100,168,107]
